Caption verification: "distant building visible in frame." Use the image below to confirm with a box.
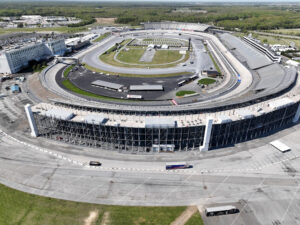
[0,39,66,74]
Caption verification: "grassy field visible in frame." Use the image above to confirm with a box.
[101,45,189,69]
[61,78,125,101]
[84,64,191,78]
[235,32,300,48]
[185,212,205,225]
[176,90,196,97]
[151,50,183,64]
[116,47,145,64]
[93,32,111,42]
[0,183,188,225]
[0,26,87,35]
[269,29,300,36]
[117,47,184,65]
[198,78,216,85]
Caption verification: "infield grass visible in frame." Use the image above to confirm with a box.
[101,44,189,69]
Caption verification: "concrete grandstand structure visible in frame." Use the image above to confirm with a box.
[25,22,300,153]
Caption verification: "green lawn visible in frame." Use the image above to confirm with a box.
[176,90,196,97]
[0,183,187,225]
[101,45,189,69]
[198,78,216,85]
[117,47,146,63]
[93,32,111,42]
[151,50,182,64]
[185,212,205,225]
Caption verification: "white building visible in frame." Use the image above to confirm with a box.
[0,39,66,74]
[46,39,67,56]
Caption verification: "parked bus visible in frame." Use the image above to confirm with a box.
[166,162,193,170]
[177,80,187,87]
[205,205,239,217]
[127,94,143,99]
[270,140,291,153]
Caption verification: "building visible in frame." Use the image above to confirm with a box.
[46,39,67,56]
[0,39,66,74]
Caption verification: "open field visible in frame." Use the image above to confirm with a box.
[118,47,184,64]
[269,29,300,36]
[235,32,300,48]
[0,183,188,225]
[117,47,145,63]
[0,26,87,35]
[101,45,189,69]
[95,17,116,25]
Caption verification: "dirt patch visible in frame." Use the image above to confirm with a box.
[84,210,99,225]
[170,206,198,225]
[100,211,110,225]
[96,18,116,25]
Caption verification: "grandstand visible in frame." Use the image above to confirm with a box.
[143,22,211,32]
[26,22,300,153]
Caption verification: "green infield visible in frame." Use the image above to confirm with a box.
[116,47,145,64]
[0,183,188,225]
[198,78,216,85]
[99,40,190,69]
[176,90,196,97]
[117,47,184,65]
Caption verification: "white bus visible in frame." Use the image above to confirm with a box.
[270,140,291,153]
[205,205,239,217]
[127,94,143,99]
